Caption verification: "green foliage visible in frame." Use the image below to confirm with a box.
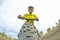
[40,31,43,37]
[40,31,43,35]
[47,28,51,32]
[0,32,17,40]
[0,32,7,37]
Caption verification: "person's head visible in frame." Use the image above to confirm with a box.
[28,6,34,13]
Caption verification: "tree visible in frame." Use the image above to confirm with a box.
[40,31,43,37]
[47,28,51,32]
[1,32,7,37]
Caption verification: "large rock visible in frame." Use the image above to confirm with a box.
[18,22,41,40]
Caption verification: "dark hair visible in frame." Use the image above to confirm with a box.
[28,6,34,9]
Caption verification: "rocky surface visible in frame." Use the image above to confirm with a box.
[18,22,41,40]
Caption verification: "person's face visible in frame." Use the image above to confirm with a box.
[28,8,34,13]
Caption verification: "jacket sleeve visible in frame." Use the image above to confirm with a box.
[22,14,27,18]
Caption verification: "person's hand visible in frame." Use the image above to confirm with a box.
[36,18,39,21]
[18,15,22,19]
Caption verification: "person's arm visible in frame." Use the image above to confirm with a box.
[18,14,27,19]
[18,15,23,19]
[35,17,39,21]
[34,15,39,21]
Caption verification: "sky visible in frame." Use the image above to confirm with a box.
[0,0,60,38]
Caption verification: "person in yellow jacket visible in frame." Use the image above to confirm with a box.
[18,6,39,25]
